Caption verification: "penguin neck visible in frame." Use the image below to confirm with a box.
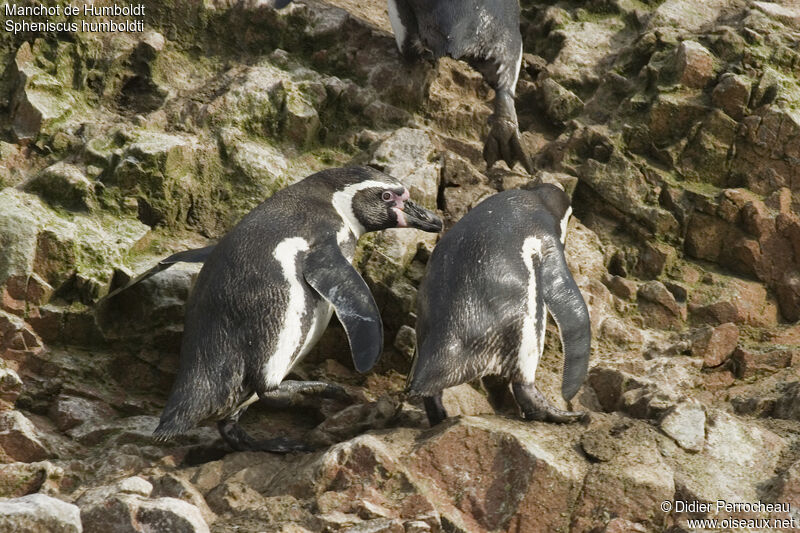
[331,180,387,240]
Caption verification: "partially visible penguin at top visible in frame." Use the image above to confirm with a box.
[388,0,533,173]
[153,166,442,452]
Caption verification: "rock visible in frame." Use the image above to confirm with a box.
[80,477,209,533]
[408,417,587,532]
[752,1,800,26]
[634,241,675,279]
[10,42,80,140]
[151,473,216,525]
[109,131,222,228]
[0,493,82,533]
[0,365,23,407]
[689,323,738,367]
[571,422,674,532]
[441,383,494,418]
[600,317,644,348]
[0,410,50,463]
[602,275,637,301]
[547,19,623,90]
[659,401,705,452]
[675,40,715,88]
[48,394,115,432]
[729,347,794,379]
[0,460,63,498]
[674,410,785,506]
[24,163,96,211]
[711,73,751,120]
[370,128,440,208]
[776,271,800,322]
[637,281,684,329]
[96,262,199,341]
[539,78,584,124]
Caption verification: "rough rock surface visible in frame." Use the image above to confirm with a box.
[1,0,800,531]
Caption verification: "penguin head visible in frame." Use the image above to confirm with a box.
[330,169,443,236]
[351,183,443,233]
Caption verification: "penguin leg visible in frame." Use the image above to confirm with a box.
[511,381,588,424]
[257,380,352,409]
[483,89,533,174]
[481,375,509,412]
[217,406,313,453]
[423,393,448,427]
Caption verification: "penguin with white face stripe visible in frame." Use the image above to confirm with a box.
[388,0,532,173]
[153,166,442,452]
[406,183,590,426]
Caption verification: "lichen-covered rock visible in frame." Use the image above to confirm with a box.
[0,460,63,498]
[10,42,82,141]
[24,163,97,212]
[675,40,715,89]
[0,493,82,533]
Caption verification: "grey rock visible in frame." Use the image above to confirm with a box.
[659,401,706,452]
[0,493,82,533]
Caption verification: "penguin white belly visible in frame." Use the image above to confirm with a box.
[387,0,407,51]
[262,237,313,389]
[517,236,545,384]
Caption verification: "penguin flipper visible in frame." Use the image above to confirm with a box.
[540,242,591,401]
[303,240,383,373]
[103,244,216,300]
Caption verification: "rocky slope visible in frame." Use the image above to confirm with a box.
[1,0,800,531]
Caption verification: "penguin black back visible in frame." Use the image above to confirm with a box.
[408,184,590,426]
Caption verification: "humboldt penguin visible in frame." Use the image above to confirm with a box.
[153,166,442,451]
[387,0,533,172]
[407,184,590,426]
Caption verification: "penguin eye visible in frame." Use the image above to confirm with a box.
[382,191,393,202]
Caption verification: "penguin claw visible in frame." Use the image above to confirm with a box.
[483,115,533,174]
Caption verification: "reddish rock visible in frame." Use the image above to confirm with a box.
[730,347,794,378]
[684,212,730,262]
[776,271,800,322]
[0,410,51,463]
[637,281,684,329]
[603,275,637,301]
[690,323,739,367]
[676,40,715,88]
[712,74,751,120]
[409,417,586,532]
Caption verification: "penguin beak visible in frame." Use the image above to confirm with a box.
[393,200,443,233]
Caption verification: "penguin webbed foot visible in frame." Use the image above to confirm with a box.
[258,380,355,410]
[484,114,533,174]
[217,419,314,453]
[512,382,588,424]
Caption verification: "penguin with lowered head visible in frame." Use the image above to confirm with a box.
[407,183,590,426]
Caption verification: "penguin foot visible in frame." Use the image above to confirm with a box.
[258,380,354,409]
[512,382,588,424]
[217,419,314,453]
[483,114,533,174]
[423,393,448,427]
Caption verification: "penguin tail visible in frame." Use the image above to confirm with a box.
[103,244,216,301]
[540,238,591,402]
[152,384,206,441]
